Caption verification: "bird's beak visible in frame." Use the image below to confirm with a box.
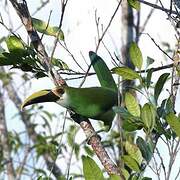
[21,89,59,110]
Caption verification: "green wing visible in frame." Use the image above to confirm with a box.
[66,87,117,120]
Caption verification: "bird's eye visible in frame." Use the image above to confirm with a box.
[53,88,65,97]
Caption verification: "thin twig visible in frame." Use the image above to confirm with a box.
[139,0,178,15]
[95,0,122,52]
[142,33,173,61]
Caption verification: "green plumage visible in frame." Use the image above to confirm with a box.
[63,87,117,125]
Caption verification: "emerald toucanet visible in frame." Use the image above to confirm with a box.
[21,86,118,126]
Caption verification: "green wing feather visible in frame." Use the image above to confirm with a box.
[66,87,117,120]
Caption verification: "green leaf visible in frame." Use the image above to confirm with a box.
[127,0,140,10]
[51,58,69,69]
[112,67,141,80]
[146,56,155,67]
[166,112,180,137]
[0,52,25,66]
[165,97,174,114]
[154,73,170,104]
[141,103,156,132]
[110,174,123,180]
[113,106,143,131]
[129,42,143,69]
[146,68,153,89]
[136,137,153,162]
[82,156,104,180]
[89,51,117,92]
[32,18,64,41]
[67,125,77,146]
[142,177,152,180]
[84,146,94,157]
[34,72,47,79]
[74,143,80,159]
[122,155,140,172]
[125,92,140,117]
[6,36,26,57]
[124,141,143,165]
[121,168,130,180]
[122,119,142,131]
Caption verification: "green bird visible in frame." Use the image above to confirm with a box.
[21,86,118,127]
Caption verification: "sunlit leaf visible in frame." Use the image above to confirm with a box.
[124,141,143,165]
[122,155,140,172]
[127,0,140,10]
[129,42,143,69]
[141,103,156,132]
[125,92,140,117]
[112,67,141,80]
[121,168,130,180]
[166,112,180,137]
[82,156,104,180]
[6,36,26,57]
[32,18,64,41]
[154,73,170,104]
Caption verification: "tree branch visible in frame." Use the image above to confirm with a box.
[139,0,178,15]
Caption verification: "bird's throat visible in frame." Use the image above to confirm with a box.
[56,92,70,108]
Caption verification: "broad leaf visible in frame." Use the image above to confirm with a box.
[127,0,140,10]
[32,18,64,41]
[154,73,170,104]
[0,53,22,66]
[125,92,140,117]
[141,103,156,132]
[112,67,141,80]
[6,36,24,53]
[113,106,142,131]
[129,42,143,69]
[124,141,143,165]
[166,112,180,137]
[122,155,140,172]
[82,156,104,180]
[89,51,117,92]
[121,169,130,180]
[122,119,142,131]
[136,137,153,162]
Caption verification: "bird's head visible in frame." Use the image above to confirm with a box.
[21,87,65,110]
